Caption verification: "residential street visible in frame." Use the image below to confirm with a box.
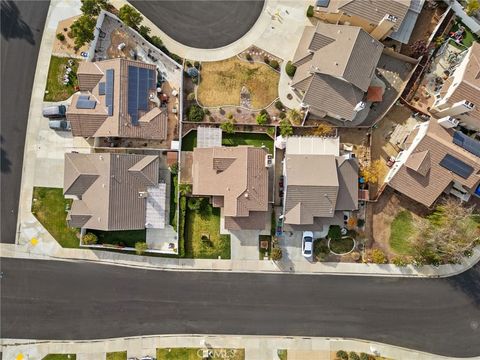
[0,1,50,243]
[1,258,479,358]
[129,0,265,49]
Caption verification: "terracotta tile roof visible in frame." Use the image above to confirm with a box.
[192,146,269,230]
[318,0,411,31]
[389,121,480,207]
[67,58,168,140]
[64,153,160,231]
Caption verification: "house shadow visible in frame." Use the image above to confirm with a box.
[1,1,35,45]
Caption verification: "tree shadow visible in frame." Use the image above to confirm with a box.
[1,1,35,45]
[1,136,11,173]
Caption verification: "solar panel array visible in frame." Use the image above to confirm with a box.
[439,154,474,179]
[127,65,156,126]
[98,82,105,95]
[105,69,114,117]
[76,95,97,109]
[453,131,480,158]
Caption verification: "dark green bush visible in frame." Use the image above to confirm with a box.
[187,104,205,122]
[246,53,252,61]
[349,352,360,360]
[336,350,348,360]
[285,61,297,77]
[306,5,314,17]
[56,33,65,41]
[269,60,279,70]
[274,100,284,110]
[328,225,342,240]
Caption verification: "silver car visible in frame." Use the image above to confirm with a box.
[302,231,314,260]
[49,119,71,131]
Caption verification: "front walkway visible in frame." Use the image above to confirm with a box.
[1,335,469,360]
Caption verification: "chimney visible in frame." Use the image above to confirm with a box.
[370,14,397,40]
[432,100,476,117]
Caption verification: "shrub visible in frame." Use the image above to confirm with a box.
[271,247,282,260]
[314,240,329,261]
[266,127,275,137]
[285,61,296,77]
[279,119,293,137]
[56,33,65,41]
[263,55,270,64]
[185,60,192,67]
[392,255,410,267]
[227,112,234,120]
[194,61,200,69]
[135,241,148,255]
[150,35,163,48]
[357,218,365,228]
[370,248,387,264]
[328,225,342,240]
[256,112,268,125]
[186,92,196,101]
[306,5,314,17]
[70,14,96,48]
[274,100,284,111]
[349,352,360,360]
[187,104,205,122]
[82,232,98,245]
[269,60,279,70]
[139,25,151,37]
[359,353,371,360]
[246,53,252,61]
[220,121,235,134]
[191,76,198,85]
[118,4,143,28]
[336,350,348,360]
[279,111,286,119]
[204,108,210,115]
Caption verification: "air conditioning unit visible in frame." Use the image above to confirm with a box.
[386,14,398,22]
[464,100,475,110]
[437,116,459,129]
[265,154,273,168]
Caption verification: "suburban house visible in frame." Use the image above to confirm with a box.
[281,137,359,232]
[67,58,168,141]
[430,42,480,131]
[386,120,480,208]
[291,22,383,123]
[191,146,269,231]
[314,0,419,43]
[64,152,166,232]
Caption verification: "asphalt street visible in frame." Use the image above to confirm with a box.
[129,0,265,49]
[0,1,50,243]
[1,258,479,357]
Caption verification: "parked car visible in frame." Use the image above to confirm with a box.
[43,104,66,118]
[302,231,314,260]
[140,356,155,360]
[49,119,71,131]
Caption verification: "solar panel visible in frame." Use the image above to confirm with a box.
[439,154,474,179]
[76,99,96,109]
[127,65,153,126]
[149,69,156,88]
[105,69,114,116]
[79,95,90,101]
[98,82,105,95]
[453,131,480,158]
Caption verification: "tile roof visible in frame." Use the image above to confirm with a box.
[64,153,160,231]
[67,58,168,140]
[192,146,269,230]
[389,121,480,207]
[318,0,411,31]
[291,23,383,120]
[284,154,358,224]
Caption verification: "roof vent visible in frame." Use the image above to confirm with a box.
[244,193,249,198]
[139,191,148,198]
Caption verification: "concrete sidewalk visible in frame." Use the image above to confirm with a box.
[1,335,472,360]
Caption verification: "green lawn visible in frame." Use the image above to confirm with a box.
[184,199,231,259]
[389,211,416,255]
[44,56,79,101]
[450,21,479,48]
[42,355,76,360]
[32,187,79,248]
[329,237,355,254]
[90,229,146,248]
[106,351,127,360]
[157,348,244,360]
[181,130,274,154]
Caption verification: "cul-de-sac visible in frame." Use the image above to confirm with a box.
[1,0,480,359]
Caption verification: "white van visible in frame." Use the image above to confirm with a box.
[43,105,66,118]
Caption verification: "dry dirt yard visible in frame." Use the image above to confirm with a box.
[53,16,89,56]
[197,57,280,110]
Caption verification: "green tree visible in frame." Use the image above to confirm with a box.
[269,59,279,70]
[279,119,293,137]
[150,35,163,48]
[466,0,480,15]
[139,25,151,37]
[256,112,268,125]
[82,232,98,245]
[336,350,348,360]
[80,0,109,16]
[306,4,314,17]
[135,242,148,255]
[70,14,96,48]
[118,4,143,28]
[328,225,342,240]
[220,121,235,134]
[349,352,360,360]
[287,108,302,125]
[271,247,282,261]
[285,61,296,77]
[179,184,192,196]
[187,104,205,122]
[56,33,65,41]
